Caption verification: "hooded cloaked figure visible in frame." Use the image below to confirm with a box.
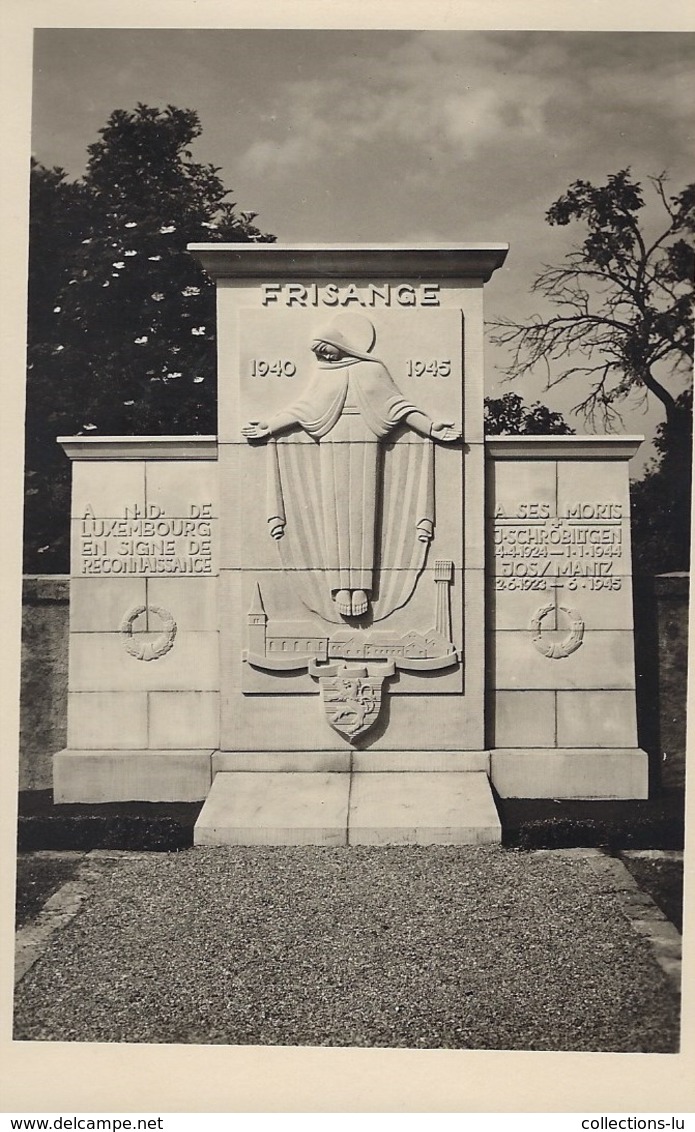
[243,312,460,620]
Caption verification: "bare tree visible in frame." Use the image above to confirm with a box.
[490,170,694,430]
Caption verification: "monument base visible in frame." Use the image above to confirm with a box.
[490,748,649,800]
[52,746,649,807]
[212,750,490,773]
[53,749,214,803]
[193,770,502,847]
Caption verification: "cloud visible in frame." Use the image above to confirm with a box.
[240,31,693,181]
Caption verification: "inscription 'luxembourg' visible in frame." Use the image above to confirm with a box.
[493,500,625,589]
[261,282,441,308]
[79,502,214,575]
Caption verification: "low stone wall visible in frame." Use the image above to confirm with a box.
[18,574,689,794]
[20,577,70,790]
[654,574,689,789]
[633,573,689,791]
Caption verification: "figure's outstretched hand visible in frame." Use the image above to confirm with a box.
[431,421,461,443]
[242,420,270,440]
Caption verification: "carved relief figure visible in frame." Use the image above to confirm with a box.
[243,312,460,620]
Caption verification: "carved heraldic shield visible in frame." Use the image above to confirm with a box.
[311,661,396,741]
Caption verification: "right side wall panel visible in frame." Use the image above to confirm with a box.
[486,439,649,799]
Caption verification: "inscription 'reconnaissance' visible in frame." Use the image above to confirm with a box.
[79,502,214,575]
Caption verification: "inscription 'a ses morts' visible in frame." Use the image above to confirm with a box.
[79,502,214,575]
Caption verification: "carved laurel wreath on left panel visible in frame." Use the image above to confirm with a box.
[120,605,177,662]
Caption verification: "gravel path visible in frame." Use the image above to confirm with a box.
[13,846,680,1051]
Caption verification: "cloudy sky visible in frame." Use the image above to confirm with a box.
[30,26,695,467]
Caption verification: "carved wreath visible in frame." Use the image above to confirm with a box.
[529,603,584,660]
[120,604,177,662]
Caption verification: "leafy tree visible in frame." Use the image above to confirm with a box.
[490,170,694,431]
[484,391,573,435]
[630,388,692,574]
[25,104,274,572]
[25,161,94,574]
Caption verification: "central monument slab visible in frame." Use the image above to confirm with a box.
[193,244,507,774]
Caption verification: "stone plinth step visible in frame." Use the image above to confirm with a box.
[194,772,349,847]
[193,770,501,847]
[348,771,501,845]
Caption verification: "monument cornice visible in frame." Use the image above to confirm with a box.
[58,436,218,461]
[188,242,509,282]
[485,435,644,461]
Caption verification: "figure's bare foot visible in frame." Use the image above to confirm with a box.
[335,590,352,616]
[352,589,368,616]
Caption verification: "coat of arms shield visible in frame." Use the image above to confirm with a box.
[313,661,395,742]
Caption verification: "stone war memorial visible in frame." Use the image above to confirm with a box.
[54,244,649,845]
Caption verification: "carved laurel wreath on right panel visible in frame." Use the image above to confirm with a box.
[529,603,585,660]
